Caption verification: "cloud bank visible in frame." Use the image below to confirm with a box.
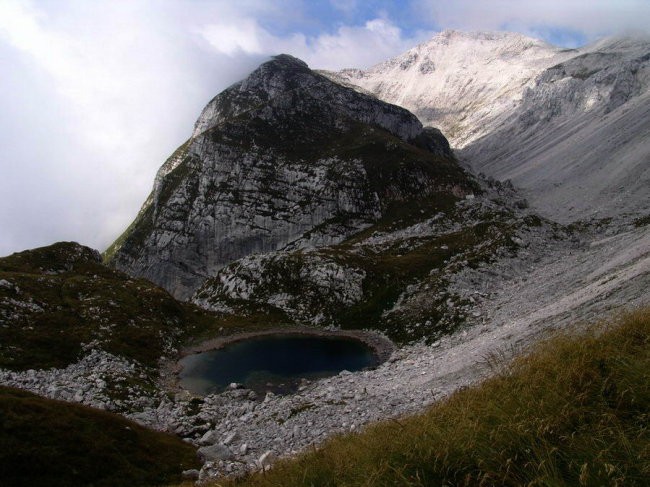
[415,0,650,45]
[0,0,647,256]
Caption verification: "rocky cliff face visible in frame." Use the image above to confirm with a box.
[106,54,471,299]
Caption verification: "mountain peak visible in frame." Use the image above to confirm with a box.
[332,30,569,148]
[192,54,317,137]
[267,53,309,69]
[248,54,311,81]
[109,52,468,298]
[193,52,424,141]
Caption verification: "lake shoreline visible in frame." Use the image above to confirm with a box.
[164,327,396,395]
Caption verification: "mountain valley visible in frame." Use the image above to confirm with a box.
[1,30,649,485]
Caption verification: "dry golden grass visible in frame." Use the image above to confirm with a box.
[215,308,649,486]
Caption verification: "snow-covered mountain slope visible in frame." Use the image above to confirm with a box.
[327,30,573,148]
[329,31,650,224]
[461,36,650,223]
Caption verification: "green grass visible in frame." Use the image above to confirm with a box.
[216,308,650,486]
[0,242,233,372]
[0,385,200,487]
[318,215,518,342]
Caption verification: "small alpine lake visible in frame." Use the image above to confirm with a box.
[178,334,380,395]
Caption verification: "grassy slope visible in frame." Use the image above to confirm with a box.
[0,385,199,487]
[0,242,229,371]
[218,309,649,486]
[332,211,518,342]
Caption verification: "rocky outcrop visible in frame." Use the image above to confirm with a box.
[193,250,367,324]
[106,54,469,299]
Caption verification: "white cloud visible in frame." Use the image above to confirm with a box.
[415,0,650,42]
[0,0,264,255]
[197,18,267,56]
[200,16,430,70]
[1,0,647,256]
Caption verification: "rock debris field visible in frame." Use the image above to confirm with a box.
[2,217,648,482]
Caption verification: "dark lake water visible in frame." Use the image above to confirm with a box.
[178,334,378,395]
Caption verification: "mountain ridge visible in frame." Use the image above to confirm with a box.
[106,54,473,300]
[460,33,650,222]
[328,31,650,223]
[326,29,573,148]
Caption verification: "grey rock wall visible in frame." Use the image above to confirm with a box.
[107,54,465,299]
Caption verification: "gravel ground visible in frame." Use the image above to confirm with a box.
[2,219,648,483]
[165,219,650,481]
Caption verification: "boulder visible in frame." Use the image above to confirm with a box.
[181,469,200,480]
[199,429,219,446]
[197,443,234,462]
[258,450,276,470]
[223,431,240,445]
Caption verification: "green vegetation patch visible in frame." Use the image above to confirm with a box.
[219,308,650,486]
[0,385,199,487]
[0,242,222,371]
[326,216,517,342]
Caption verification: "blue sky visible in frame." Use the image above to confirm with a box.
[0,0,648,255]
[235,0,644,49]
[265,1,431,37]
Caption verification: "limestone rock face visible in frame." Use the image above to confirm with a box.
[106,54,469,299]
[193,250,367,325]
[461,36,650,222]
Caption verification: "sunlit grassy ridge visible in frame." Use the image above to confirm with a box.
[217,309,649,486]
